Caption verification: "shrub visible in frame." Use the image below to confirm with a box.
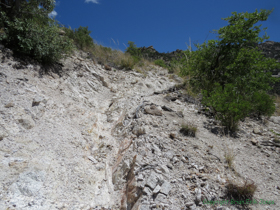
[180,123,197,137]
[64,26,94,50]
[181,9,280,132]
[154,59,167,68]
[0,3,73,64]
[226,179,257,201]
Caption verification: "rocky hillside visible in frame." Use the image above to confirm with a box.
[0,46,280,210]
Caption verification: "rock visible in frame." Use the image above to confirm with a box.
[144,105,163,116]
[18,115,35,129]
[270,116,280,125]
[160,181,171,195]
[4,102,14,108]
[0,128,8,140]
[195,188,202,205]
[153,185,161,194]
[185,202,195,207]
[158,165,170,174]
[139,204,150,210]
[253,127,261,135]
[162,105,173,112]
[143,187,152,196]
[145,172,158,190]
[251,138,258,145]
[87,156,98,164]
[154,193,166,203]
[137,174,144,181]
[169,132,176,139]
[132,126,146,136]
[32,96,44,107]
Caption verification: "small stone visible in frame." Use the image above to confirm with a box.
[144,105,163,116]
[154,193,166,203]
[253,128,261,135]
[143,187,152,196]
[251,138,258,145]
[139,204,150,210]
[4,102,14,108]
[0,129,8,141]
[160,181,171,195]
[145,172,158,190]
[185,202,195,207]
[87,156,98,164]
[132,126,146,136]
[32,96,44,106]
[18,115,35,129]
[158,165,170,174]
[195,188,202,204]
[169,132,176,139]
[137,174,144,181]
[153,185,161,194]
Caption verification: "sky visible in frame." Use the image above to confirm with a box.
[51,0,280,53]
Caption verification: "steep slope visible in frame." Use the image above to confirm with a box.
[0,48,280,210]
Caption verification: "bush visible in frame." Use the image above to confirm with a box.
[226,179,257,201]
[154,59,167,68]
[182,9,280,132]
[0,6,73,64]
[64,26,94,50]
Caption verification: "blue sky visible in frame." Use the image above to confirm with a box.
[51,0,280,53]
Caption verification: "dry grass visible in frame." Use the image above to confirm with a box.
[226,179,257,201]
[87,44,152,71]
[224,148,235,169]
[180,122,197,137]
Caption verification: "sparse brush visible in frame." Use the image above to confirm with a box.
[226,179,257,201]
[224,149,235,169]
[180,123,197,137]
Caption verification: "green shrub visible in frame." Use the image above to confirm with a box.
[181,9,280,132]
[154,59,166,68]
[64,26,94,50]
[0,3,73,64]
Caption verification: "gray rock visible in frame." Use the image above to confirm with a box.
[186,202,195,207]
[154,193,166,203]
[153,185,161,194]
[160,181,171,195]
[0,128,8,140]
[32,96,44,107]
[143,187,152,196]
[253,127,261,135]
[145,172,158,189]
[4,102,14,108]
[132,126,146,136]
[270,116,280,124]
[251,138,258,145]
[139,204,150,210]
[18,115,35,129]
[195,188,202,205]
[144,105,163,116]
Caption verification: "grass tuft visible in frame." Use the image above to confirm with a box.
[180,123,197,137]
[224,149,235,169]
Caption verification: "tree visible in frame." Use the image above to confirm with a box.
[182,9,280,132]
